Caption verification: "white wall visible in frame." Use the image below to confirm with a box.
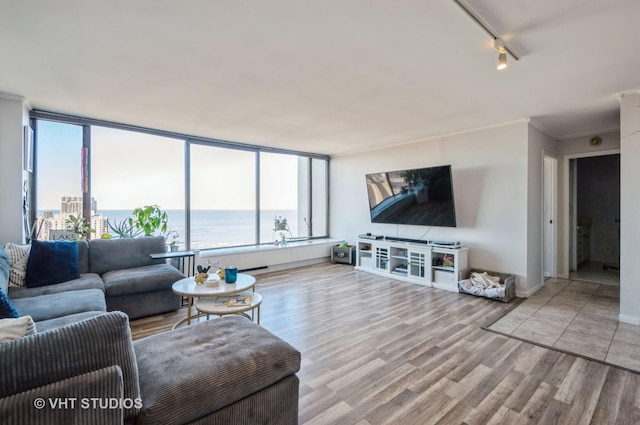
[0,94,29,245]
[620,92,640,324]
[330,121,541,295]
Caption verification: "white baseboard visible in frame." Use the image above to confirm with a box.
[619,314,640,325]
[515,280,544,298]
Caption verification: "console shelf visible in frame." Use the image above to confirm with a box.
[354,238,468,292]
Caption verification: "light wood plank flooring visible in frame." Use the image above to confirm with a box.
[130,263,640,424]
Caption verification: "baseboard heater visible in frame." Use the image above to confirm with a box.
[239,266,269,273]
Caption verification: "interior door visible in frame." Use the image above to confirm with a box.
[543,154,557,277]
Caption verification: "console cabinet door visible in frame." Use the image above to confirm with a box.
[408,250,429,281]
[374,246,389,272]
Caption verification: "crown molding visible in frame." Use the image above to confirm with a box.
[332,119,530,157]
[0,92,25,102]
[555,127,620,141]
[527,118,558,140]
[617,89,640,101]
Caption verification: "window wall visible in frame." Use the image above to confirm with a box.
[34,120,84,240]
[32,112,329,250]
[190,144,256,249]
[91,126,185,246]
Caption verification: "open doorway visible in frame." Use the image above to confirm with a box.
[569,153,620,285]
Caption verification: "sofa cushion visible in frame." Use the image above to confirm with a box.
[0,288,19,319]
[133,315,301,425]
[25,240,80,288]
[4,243,30,288]
[102,264,184,297]
[8,273,104,300]
[35,311,106,333]
[89,236,166,275]
[0,315,36,342]
[11,288,106,322]
[0,311,141,419]
[77,240,90,274]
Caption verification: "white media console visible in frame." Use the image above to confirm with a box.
[355,238,469,292]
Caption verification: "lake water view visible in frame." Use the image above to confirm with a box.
[99,209,299,249]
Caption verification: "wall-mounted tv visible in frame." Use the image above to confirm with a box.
[365,165,457,227]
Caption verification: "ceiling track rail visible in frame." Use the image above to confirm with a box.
[453,0,521,61]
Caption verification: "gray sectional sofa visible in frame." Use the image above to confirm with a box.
[4,236,184,329]
[0,312,301,424]
[0,237,302,424]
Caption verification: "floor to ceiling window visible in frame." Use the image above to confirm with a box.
[32,112,329,250]
[189,143,256,249]
[34,120,84,240]
[91,126,185,246]
[259,152,301,244]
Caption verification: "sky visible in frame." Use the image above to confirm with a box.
[36,120,299,211]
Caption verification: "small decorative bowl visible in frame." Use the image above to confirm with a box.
[205,274,221,287]
[195,272,209,284]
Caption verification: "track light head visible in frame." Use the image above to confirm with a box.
[494,39,507,70]
[497,51,507,70]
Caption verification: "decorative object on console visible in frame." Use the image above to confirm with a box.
[441,254,455,268]
[359,233,383,240]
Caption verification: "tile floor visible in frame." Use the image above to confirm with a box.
[487,278,640,372]
[570,260,620,285]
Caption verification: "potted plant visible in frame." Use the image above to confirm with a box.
[167,231,180,251]
[130,205,169,237]
[273,216,288,231]
[107,217,143,239]
[65,214,94,240]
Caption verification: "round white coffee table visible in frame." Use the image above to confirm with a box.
[171,273,256,328]
[195,291,263,324]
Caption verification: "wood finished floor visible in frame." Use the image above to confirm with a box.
[130,263,640,425]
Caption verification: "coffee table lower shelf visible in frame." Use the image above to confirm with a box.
[194,291,263,324]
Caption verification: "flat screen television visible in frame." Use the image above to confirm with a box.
[365,165,457,227]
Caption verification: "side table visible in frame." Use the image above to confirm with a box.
[171,273,257,329]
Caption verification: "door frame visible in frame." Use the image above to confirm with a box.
[543,152,558,278]
[562,148,620,278]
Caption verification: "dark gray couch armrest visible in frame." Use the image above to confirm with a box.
[0,311,140,419]
[0,366,125,425]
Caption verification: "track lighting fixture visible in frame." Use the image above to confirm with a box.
[495,39,507,70]
[453,0,521,70]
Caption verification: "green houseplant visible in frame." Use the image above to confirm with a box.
[107,217,143,239]
[65,214,94,240]
[130,205,169,237]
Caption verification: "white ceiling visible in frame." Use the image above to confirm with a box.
[1,1,638,156]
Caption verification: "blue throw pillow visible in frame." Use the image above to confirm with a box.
[25,240,80,288]
[0,287,19,318]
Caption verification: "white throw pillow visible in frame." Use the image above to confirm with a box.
[5,243,31,288]
[0,315,36,343]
